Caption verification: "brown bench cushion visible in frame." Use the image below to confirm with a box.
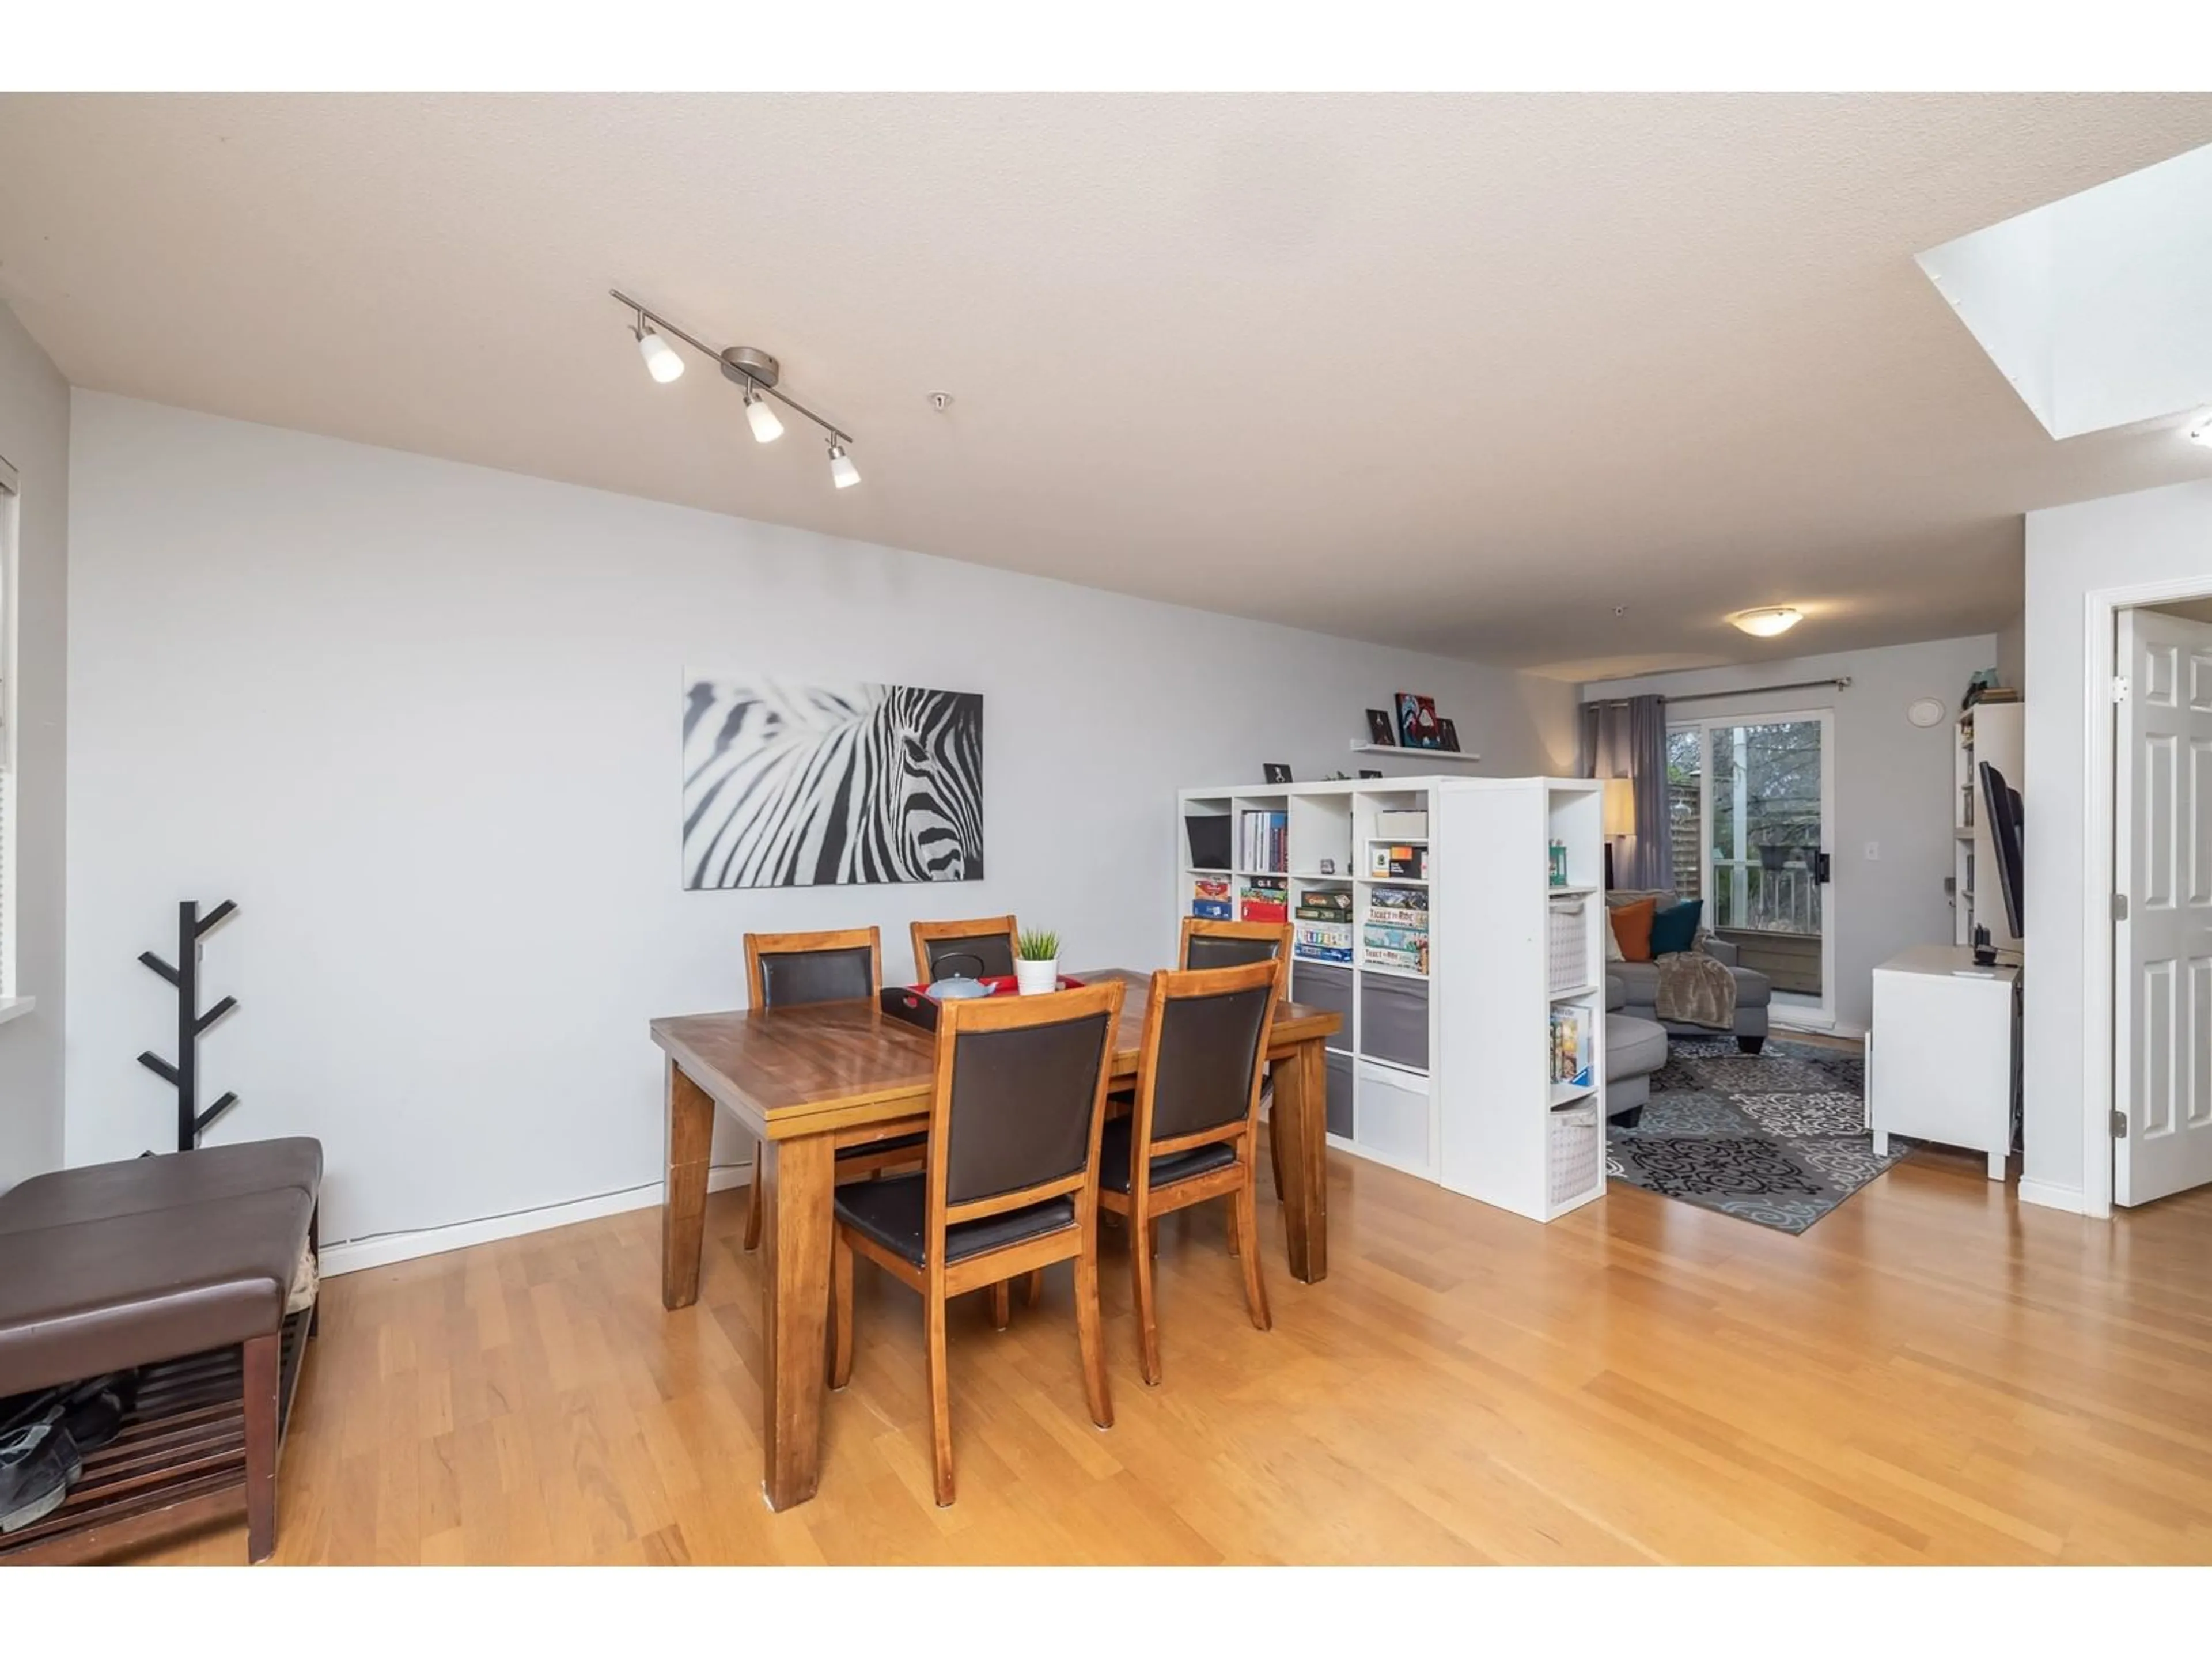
[0,1187,314,1397]
[0,1139,322,1236]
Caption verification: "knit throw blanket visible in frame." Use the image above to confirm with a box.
[1654,950,1737,1029]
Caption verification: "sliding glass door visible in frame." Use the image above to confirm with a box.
[1666,710,1835,1024]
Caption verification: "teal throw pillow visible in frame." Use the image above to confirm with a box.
[1649,899,1703,956]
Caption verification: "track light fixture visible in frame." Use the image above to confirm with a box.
[610,288,857,487]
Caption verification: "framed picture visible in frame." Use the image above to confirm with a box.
[1396,692,1442,750]
[1358,769,1382,779]
[1263,762,1293,784]
[1318,857,1336,874]
[1437,717,1461,753]
[681,675,984,888]
[1364,708,1396,746]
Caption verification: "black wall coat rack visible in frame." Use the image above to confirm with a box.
[138,899,241,1152]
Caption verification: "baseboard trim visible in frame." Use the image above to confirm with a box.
[2016,1179,2088,1215]
[320,1164,753,1278]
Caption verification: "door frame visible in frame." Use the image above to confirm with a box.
[1667,704,1839,1030]
[2081,575,2212,1221]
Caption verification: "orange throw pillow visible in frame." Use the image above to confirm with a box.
[1609,896,1657,963]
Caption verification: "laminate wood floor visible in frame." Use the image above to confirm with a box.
[137,1141,2212,1565]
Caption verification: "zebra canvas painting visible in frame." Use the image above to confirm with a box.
[681,677,986,889]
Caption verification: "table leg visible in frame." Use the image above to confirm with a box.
[661,1060,715,1310]
[760,1130,835,1510]
[1274,1037,1329,1283]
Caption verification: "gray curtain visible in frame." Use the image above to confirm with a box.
[1577,694,1669,891]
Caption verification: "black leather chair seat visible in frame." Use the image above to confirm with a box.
[1097,1116,1237,1194]
[834,1173,1074,1267]
[836,1131,926,1162]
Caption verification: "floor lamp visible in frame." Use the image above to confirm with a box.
[1603,777,1636,892]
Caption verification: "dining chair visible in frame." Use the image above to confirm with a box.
[1097,959,1279,1386]
[910,914,1020,983]
[1178,918,1293,1211]
[828,979,1124,1506]
[739,927,925,1252]
[1179,916,1292,985]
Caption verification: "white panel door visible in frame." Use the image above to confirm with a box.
[2115,607,2212,1206]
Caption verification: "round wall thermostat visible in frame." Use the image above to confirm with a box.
[1907,697,1946,728]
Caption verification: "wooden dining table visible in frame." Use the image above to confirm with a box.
[653,966,1342,1511]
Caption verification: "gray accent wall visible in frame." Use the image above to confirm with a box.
[63,393,1580,1246]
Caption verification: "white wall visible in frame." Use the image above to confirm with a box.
[65,393,1576,1245]
[2022,478,2212,1208]
[0,305,69,1190]
[1583,634,1998,1035]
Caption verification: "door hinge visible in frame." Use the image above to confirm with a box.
[2113,675,2131,703]
[2112,893,2130,921]
[2112,1109,2128,1139]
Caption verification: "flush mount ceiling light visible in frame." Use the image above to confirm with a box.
[2188,410,2212,448]
[1729,607,1804,638]
[611,289,857,488]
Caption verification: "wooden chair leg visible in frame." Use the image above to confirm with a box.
[1075,1232,1113,1429]
[1024,1268,1044,1308]
[242,1331,282,1563]
[1130,1204,1162,1387]
[828,1230,854,1389]
[988,1279,1012,1331]
[1269,1111,1287,1204]
[926,1285,956,1506]
[1235,1173,1272,1332]
[1226,1200,1240,1257]
[1147,1219,1159,1257]
[743,1138,766,1253]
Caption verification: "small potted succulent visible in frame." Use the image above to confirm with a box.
[1014,927,1062,995]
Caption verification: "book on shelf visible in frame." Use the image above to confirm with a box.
[1368,842,1427,878]
[1238,809,1289,874]
[1294,890,1352,922]
[1294,916,1354,963]
[1190,875,1232,920]
[1368,884,1427,912]
[1361,946,1428,974]
[1238,876,1289,923]
[1549,1009,1593,1088]
[1374,810,1429,839]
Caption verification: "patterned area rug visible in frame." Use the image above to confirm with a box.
[1606,1036,1907,1234]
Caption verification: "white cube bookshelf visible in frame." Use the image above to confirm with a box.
[1176,775,1607,1213]
[1431,777,1607,1221]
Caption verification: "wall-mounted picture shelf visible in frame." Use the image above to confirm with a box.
[1349,742,1482,763]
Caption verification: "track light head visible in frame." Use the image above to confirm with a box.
[744,384,785,444]
[635,324,684,384]
[827,442,860,490]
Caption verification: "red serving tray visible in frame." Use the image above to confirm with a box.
[880,975,1089,1034]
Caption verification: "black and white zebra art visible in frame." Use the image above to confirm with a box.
[681,677,986,889]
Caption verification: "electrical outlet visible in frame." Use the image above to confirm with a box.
[1863,841,1881,861]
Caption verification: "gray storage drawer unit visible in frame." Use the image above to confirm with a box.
[1325,1050,1354,1139]
[1292,961,1354,1045]
[1359,974,1430,1071]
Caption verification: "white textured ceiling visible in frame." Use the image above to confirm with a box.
[5,93,2211,679]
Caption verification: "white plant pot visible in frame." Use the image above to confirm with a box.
[1014,957,1059,995]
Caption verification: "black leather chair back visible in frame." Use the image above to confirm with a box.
[926,932,1016,980]
[1184,933,1281,972]
[1149,982,1273,1144]
[942,1012,1112,1205]
[757,945,875,1008]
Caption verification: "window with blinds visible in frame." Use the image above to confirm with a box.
[1,450,17,999]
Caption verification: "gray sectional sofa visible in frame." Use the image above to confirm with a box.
[1600,889,1777,1123]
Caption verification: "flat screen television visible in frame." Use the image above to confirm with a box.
[1979,760,2024,940]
